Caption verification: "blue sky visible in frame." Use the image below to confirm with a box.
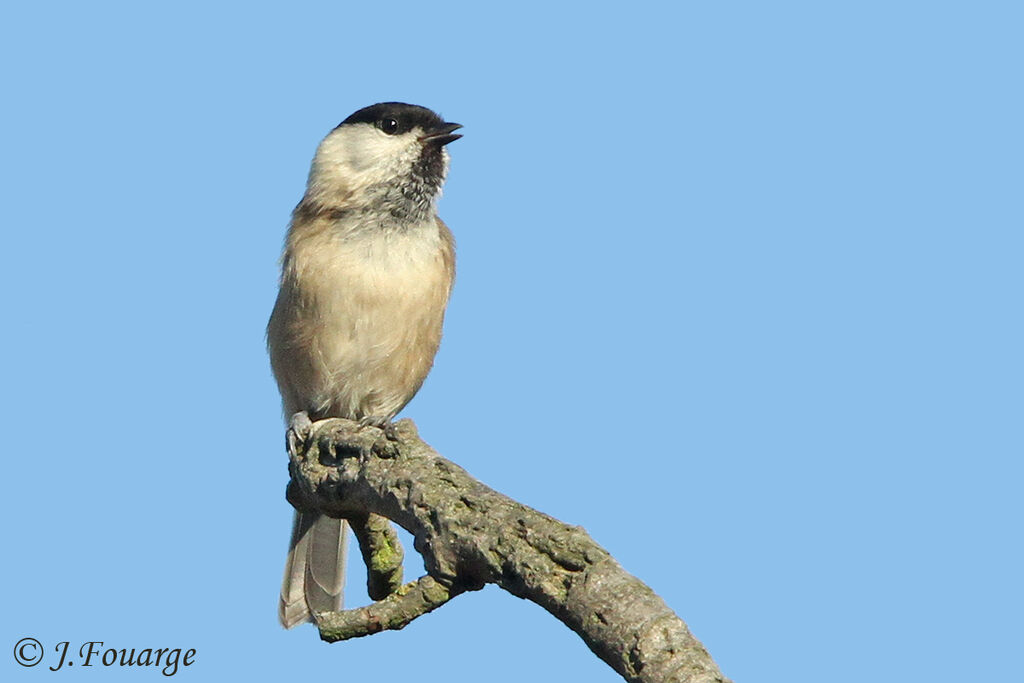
[2,2,1020,681]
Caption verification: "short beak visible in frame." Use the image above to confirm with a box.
[419,122,463,146]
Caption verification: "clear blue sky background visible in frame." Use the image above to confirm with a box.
[2,2,1020,681]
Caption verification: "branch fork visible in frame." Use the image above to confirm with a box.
[284,417,729,683]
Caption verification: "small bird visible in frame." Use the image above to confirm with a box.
[267,102,461,628]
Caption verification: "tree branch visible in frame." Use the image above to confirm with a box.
[286,417,730,683]
[316,575,453,641]
[347,512,405,601]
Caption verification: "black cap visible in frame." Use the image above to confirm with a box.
[339,102,459,139]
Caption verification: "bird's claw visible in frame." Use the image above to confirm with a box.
[358,415,400,441]
[287,411,314,457]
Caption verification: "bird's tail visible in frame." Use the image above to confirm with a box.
[279,511,348,628]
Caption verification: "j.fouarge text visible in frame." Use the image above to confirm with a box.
[49,640,196,675]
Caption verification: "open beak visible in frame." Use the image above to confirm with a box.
[420,122,463,146]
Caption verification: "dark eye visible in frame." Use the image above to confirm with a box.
[378,118,399,135]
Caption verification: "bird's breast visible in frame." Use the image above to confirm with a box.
[270,218,453,419]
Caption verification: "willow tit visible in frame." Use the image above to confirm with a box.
[267,102,461,628]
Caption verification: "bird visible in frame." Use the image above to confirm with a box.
[267,102,461,628]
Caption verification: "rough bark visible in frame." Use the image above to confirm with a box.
[285,416,730,683]
[347,512,404,600]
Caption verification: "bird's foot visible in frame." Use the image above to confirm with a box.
[358,415,400,441]
[287,411,314,457]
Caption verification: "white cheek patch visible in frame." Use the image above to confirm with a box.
[307,123,448,220]
[314,125,421,192]
[338,126,408,172]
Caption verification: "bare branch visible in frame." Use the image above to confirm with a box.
[286,417,730,683]
[315,575,453,641]
[348,512,404,600]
